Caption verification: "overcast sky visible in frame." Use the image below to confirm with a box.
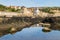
[0,0,60,7]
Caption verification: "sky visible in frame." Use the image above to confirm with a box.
[0,0,60,7]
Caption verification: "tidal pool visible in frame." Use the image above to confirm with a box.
[0,24,60,40]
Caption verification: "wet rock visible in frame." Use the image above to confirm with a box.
[8,27,17,33]
[42,27,51,32]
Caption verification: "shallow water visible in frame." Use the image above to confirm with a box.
[0,24,60,40]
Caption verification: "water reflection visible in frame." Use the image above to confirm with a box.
[0,24,60,40]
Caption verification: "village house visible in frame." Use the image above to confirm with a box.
[9,6,21,10]
[21,7,33,17]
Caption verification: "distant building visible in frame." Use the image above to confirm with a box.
[9,6,21,10]
[22,7,33,17]
[50,10,60,13]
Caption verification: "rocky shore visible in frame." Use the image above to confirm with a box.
[0,16,59,33]
[0,17,42,33]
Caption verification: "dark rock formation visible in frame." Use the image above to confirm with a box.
[42,17,56,23]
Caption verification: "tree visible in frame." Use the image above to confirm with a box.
[0,4,6,11]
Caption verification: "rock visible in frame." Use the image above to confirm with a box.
[8,27,17,33]
[42,27,51,32]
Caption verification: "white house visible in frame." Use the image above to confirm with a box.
[33,8,40,16]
